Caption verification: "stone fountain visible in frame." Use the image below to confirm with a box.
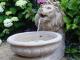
[7,31,64,60]
[7,0,65,60]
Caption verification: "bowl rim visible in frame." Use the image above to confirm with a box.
[7,31,62,46]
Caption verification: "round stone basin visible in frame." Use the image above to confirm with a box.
[7,31,63,58]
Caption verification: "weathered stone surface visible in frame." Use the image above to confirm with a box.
[35,3,64,34]
[7,31,64,59]
[0,43,67,60]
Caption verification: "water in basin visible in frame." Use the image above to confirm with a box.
[14,33,56,42]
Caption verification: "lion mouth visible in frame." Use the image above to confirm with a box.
[39,13,47,18]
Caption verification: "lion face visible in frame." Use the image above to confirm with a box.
[40,4,55,17]
[38,4,56,23]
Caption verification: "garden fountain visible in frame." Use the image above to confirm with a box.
[7,31,64,60]
[7,0,65,60]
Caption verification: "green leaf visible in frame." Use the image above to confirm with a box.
[0,33,4,37]
[22,10,28,15]
[66,24,72,30]
[3,29,10,34]
[0,16,4,23]
[18,13,23,19]
[13,22,25,29]
[27,3,32,8]
[74,16,80,24]
[63,16,71,23]
[68,0,78,10]
[9,8,17,14]
[65,48,78,53]
[67,10,77,18]
[71,48,78,53]
[72,24,78,29]
[0,15,8,23]
[61,0,68,10]
[25,14,30,19]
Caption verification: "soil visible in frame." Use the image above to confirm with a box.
[0,43,67,60]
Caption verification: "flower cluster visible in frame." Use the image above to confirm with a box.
[0,0,36,40]
[3,17,19,28]
[4,19,13,28]
[0,2,6,13]
[15,0,28,8]
[5,11,12,16]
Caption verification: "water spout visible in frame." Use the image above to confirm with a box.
[37,19,41,31]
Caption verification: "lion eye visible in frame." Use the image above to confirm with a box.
[47,7,51,9]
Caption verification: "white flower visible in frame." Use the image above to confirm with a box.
[11,17,19,21]
[0,6,4,13]
[0,2,6,6]
[0,2,5,13]
[4,19,13,28]
[4,19,12,23]
[15,0,27,8]
[5,11,12,16]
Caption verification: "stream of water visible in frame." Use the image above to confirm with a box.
[37,19,41,31]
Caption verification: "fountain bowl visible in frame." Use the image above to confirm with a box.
[7,31,63,58]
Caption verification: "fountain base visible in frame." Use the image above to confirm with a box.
[14,41,65,60]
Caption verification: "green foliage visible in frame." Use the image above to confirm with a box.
[61,0,80,31]
[60,0,80,59]
[0,0,38,41]
[60,0,80,39]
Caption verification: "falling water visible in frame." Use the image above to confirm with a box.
[37,19,41,38]
[37,19,41,32]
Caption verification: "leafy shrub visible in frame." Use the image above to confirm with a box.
[60,0,80,59]
[0,0,38,41]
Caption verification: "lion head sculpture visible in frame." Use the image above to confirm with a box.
[35,3,64,34]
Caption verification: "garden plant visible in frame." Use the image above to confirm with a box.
[60,0,80,60]
[0,0,38,41]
